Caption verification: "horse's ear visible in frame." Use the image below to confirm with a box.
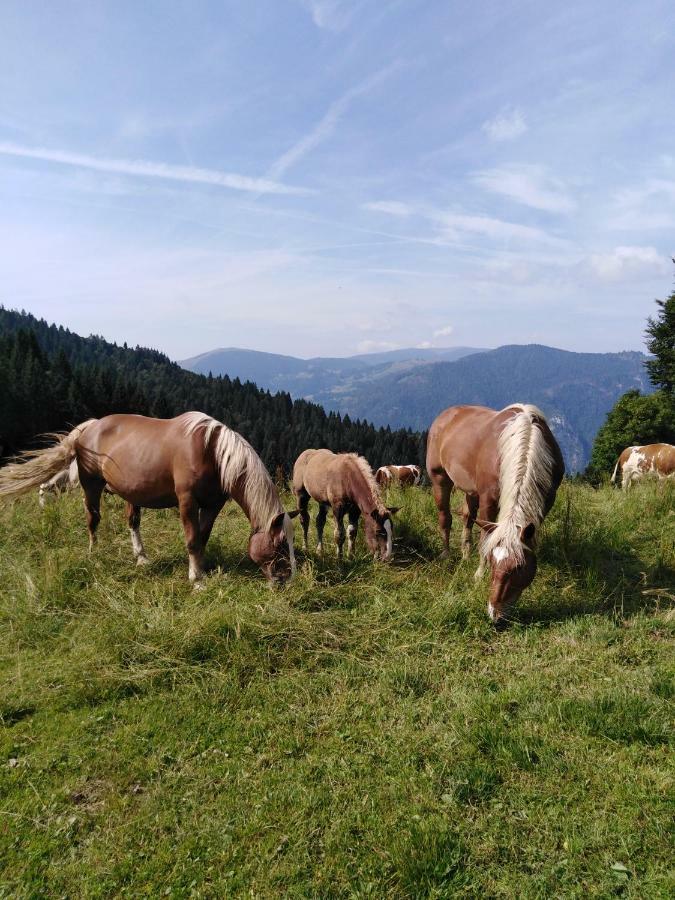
[268,512,286,532]
[476,518,497,533]
[520,522,536,543]
[387,506,401,516]
[286,509,301,519]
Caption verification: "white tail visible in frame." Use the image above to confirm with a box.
[610,458,620,484]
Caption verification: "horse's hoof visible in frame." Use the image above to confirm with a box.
[136,555,150,567]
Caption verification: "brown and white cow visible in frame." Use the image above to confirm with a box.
[375,464,422,487]
[39,459,115,507]
[611,443,675,490]
[38,459,80,507]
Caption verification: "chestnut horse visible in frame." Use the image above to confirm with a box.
[292,449,398,560]
[426,404,564,625]
[0,412,297,586]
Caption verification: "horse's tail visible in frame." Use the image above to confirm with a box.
[610,457,621,485]
[0,420,96,501]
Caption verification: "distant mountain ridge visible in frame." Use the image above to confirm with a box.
[180,345,485,396]
[180,343,651,472]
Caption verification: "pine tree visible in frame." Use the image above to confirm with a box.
[645,277,675,393]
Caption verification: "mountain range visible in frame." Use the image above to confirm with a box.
[179,344,652,472]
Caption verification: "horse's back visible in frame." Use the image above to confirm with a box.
[294,449,339,502]
[427,406,500,491]
[76,413,215,507]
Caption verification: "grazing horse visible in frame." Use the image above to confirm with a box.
[426,404,564,625]
[292,449,399,560]
[0,412,297,586]
[375,464,422,487]
[611,443,675,490]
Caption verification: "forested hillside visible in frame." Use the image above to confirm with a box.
[312,344,651,472]
[0,309,425,473]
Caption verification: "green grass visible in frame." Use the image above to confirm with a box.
[1,480,673,898]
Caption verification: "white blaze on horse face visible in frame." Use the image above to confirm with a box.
[487,602,498,621]
[384,518,393,559]
[492,545,509,563]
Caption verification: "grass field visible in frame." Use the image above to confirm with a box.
[0,478,673,898]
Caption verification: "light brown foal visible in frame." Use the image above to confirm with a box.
[292,449,398,560]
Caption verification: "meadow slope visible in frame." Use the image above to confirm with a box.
[1,481,673,898]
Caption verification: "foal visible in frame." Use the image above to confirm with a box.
[292,449,398,560]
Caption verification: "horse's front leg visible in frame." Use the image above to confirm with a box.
[316,503,328,555]
[347,508,359,557]
[295,489,310,551]
[198,499,225,549]
[126,502,149,566]
[461,494,478,560]
[475,494,498,580]
[178,493,205,585]
[333,505,346,560]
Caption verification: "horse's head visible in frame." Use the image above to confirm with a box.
[482,523,537,626]
[365,507,400,560]
[248,511,299,586]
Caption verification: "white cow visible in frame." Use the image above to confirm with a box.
[38,459,80,507]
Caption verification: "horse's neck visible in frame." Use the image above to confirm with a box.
[349,464,378,516]
[227,473,269,532]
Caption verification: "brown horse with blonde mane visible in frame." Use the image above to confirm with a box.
[0,412,298,586]
[292,449,399,560]
[426,404,564,625]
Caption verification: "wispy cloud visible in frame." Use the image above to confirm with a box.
[298,0,356,31]
[473,164,576,214]
[362,200,414,217]
[362,199,563,249]
[0,141,308,196]
[433,324,453,337]
[267,64,399,180]
[482,107,527,142]
[436,211,564,247]
[609,178,675,231]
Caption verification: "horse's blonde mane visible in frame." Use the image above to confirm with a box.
[346,453,387,515]
[481,404,555,564]
[181,412,282,529]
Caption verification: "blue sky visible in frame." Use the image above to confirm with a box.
[1,0,673,359]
